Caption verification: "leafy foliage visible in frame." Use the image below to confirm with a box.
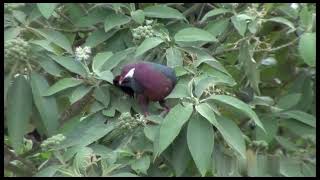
[4,3,316,177]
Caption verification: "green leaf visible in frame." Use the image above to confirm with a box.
[30,40,57,54]
[73,146,94,173]
[205,19,229,37]
[206,95,265,132]
[275,136,298,152]
[96,70,114,84]
[70,85,92,104]
[276,93,301,110]
[48,55,88,77]
[267,17,295,30]
[174,27,217,42]
[111,173,139,177]
[231,15,248,36]
[216,116,246,159]
[283,119,315,138]
[34,165,61,177]
[200,64,236,86]
[182,47,230,76]
[194,75,219,98]
[104,13,131,33]
[174,66,188,77]
[92,51,113,75]
[57,113,116,149]
[187,113,214,176]
[298,33,315,66]
[4,75,11,105]
[131,9,145,24]
[214,143,241,176]
[194,74,234,98]
[12,10,26,24]
[102,107,116,117]
[248,19,258,34]
[31,28,73,53]
[44,78,83,96]
[301,162,316,177]
[255,117,278,143]
[195,103,219,127]
[37,3,58,19]
[131,156,150,175]
[4,27,21,41]
[84,29,118,48]
[280,157,304,177]
[157,103,193,156]
[144,125,159,142]
[7,76,33,154]
[101,47,135,71]
[89,144,113,159]
[166,47,183,68]
[200,8,232,23]
[143,5,185,20]
[238,41,260,94]
[74,8,113,28]
[30,73,59,136]
[37,58,63,77]
[135,37,164,57]
[280,110,316,127]
[166,83,189,99]
[299,6,313,30]
[171,128,191,176]
[94,86,110,107]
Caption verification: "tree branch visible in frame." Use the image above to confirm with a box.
[254,37,300,52]
[4,145,37,173]
[212,37,300,56]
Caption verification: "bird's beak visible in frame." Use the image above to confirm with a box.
[118,76,124,85]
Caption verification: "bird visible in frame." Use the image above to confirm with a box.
[113,62,177,117]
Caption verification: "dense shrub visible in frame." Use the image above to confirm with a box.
[4,3,315,177]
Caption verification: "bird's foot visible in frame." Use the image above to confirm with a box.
[143,111,150,117]
[159,107,170,117]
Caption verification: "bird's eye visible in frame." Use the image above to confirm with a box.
[122,78,130,83]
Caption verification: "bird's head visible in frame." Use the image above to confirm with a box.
[113,67,136,97]
[115,67,136,86]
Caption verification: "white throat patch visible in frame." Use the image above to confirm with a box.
[124,68,135,78]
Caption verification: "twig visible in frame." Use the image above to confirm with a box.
[206,3,215,8]
[212,37,300,56]
[79,3,89,15]
[212,47,240,56]
[5,163,33,176]
[254,37,300,52]
[4,145,37,172]
[183,3,202,16]
[166,3,202,26]
[30,21,96,33]
[164,3,184,7]
[197,3,206,22]
[55,9,74,25]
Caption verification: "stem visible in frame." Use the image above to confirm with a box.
[79,3,89,15]
[54,150,66,166]
[197,3,206,22]
[5,163,33,176]
[8,61,19,78]
[4,145,37,172]
[55,9,74,25]
[254,37,300,52]
[26,60,33,72]
[166,3,202,26]
[212,37,300,56]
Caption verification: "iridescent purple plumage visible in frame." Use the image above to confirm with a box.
[113,62,177,116]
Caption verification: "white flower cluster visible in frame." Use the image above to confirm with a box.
[75,46,91,61]
[291,3,299,9]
